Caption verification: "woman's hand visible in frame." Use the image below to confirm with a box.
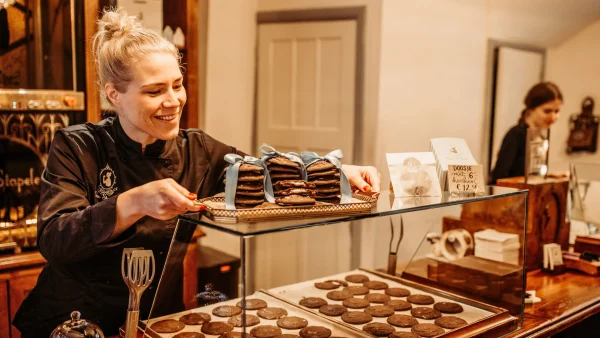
[111,179,203,241]
[342,164,381,192]
[128,178,203,220]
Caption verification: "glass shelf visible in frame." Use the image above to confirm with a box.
[179,186,527,236]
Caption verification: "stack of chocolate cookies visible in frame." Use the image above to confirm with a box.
[224,163,266,208]
[273,180,317,206]
[306,160,341,203]
[264,156,303,185]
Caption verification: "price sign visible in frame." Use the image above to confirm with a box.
[447,164,485,195]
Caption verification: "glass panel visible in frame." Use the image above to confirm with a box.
[181,187,525,236]
[570,162,600,233]
[144,188,526,337]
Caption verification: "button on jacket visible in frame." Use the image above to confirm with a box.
[13,117,241,337]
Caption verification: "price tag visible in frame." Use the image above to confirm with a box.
[447,164,485,195]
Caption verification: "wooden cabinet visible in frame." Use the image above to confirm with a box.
[0,252,46,338]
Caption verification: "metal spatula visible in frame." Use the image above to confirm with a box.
[122,248,155,338]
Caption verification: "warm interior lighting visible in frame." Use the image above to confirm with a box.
[0,0,16,10]
[220,265,231,273]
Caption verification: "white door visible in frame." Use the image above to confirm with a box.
[250,20,358,291]
[491,47,544,169]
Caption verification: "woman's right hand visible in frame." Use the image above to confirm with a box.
[129,178,203,220]
[111,179,203,241]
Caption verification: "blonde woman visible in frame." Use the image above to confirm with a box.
[13,8,380,337]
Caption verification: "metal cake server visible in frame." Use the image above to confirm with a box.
[122,248,155,338]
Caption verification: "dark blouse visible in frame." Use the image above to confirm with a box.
[491,122,527,184]
[13,117,240,337]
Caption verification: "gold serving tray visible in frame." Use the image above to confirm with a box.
[196,192,379,223]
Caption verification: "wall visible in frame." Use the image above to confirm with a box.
[201,0,257,258]
[546,19,600,172]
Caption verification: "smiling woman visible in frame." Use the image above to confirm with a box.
[11,7,381,338]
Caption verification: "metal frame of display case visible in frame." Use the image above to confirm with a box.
[140,187,528,338]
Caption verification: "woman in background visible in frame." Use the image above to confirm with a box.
[491,82,563,183]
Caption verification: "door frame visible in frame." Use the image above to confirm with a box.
[482,39,546,177]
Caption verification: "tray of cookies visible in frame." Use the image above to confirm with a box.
[266,269,517,337]
[196,189,378,224]
[139,290,366,338]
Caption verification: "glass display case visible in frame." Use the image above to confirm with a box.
[137,187,527,337]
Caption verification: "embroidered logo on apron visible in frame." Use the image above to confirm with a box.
[96,163,118,200]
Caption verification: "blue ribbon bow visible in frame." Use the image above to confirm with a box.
[224,154,274,210]
[300,150,352,203]
[259,144,307,180]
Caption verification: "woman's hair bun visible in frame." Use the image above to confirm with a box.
[97,7,142,39]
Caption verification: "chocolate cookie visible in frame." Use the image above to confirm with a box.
[239,163,264,172]
[237,174,265,182]
[227,314,261,327]
[150,319,186,333]
[250,325,283,338]
[319,304,347,316]
[411,323,445,337]
[267,165,300,173]
[173,333,205,338]
[362,323,395,337]
[179,312,211,325]
[387,314,418,328]
[236,182,264,191]
[389,332,420,338]
[411,307,442,320]
[201,322,234,335]
[363,281,389,290]
[308,170,339,178]
[341,311,373,324]
[274,180,316,189]
[275,335,301,338]
[342,297,370,309]
[343,286,370,295]
[234,197,265,205]
[314,194,339,200]
[316,197,340,204]
[212,305,243,317]
[312,179,339,186]
[275,188,316,197]
[299,326,332,338]
[345,274,370,283]
[325,279,348,287]
[385,299,412,311]
[326,290,353,301]
[237,298,268,310]
[433,302,464,314]
[315,281,340,290]
[306,160,336,172]
[434,316,468,329]
[364,293,391,303]
[315,186,341,194]
[275,195,316,206]
[236,190,265,197]
[385,287,411,297]
[365,305,395,317]
[267,156,300,168]
[271,173,302,180]
[299,297,327,308]
[276,316,309,329]
[257,307,288,320]
[406,294,435,305]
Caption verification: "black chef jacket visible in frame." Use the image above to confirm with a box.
[491,122,527,184]
[13,117,241,337]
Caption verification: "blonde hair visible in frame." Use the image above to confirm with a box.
[92,8,181,95]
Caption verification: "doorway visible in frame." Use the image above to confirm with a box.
[484,41,546,177]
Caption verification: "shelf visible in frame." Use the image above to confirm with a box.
[179,186,527,236]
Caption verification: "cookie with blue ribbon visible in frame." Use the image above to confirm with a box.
[223,154,274,210]
[301,150,352,204]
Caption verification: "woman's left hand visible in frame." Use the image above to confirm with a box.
[342,164,381,192]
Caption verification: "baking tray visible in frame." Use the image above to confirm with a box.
[196,192,378,223]
[267,269,518,337]
[139,290,365,337]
